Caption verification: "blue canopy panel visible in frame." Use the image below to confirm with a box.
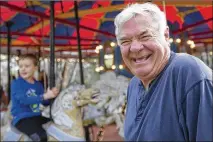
[55,23,75,37]
[184,11,205,25]
[7,13,37,32]
[39,1,50,5]
[190,24,211,34]
[78,1,95,10]
[105,11,120,18]
[27,5,46,13]
[54,39,69,45]
[0,25,7,32]
[177,7,195,12]
[111,1,124,5]
[41,39,69,45]
[95,20,116,43]
[42,38,49,45]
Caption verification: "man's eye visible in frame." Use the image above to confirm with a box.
[121,40,131,46]
[139,35,150,40]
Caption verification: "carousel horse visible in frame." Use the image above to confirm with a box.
[1,85,100,141]
[1,71,128,141]
[82,71,128,138]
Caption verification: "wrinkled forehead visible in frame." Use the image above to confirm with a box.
[118,15,155,39]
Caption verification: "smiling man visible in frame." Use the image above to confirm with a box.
[114,3,212,141]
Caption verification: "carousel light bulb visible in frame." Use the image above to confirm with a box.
[99,45,103,50]
[57,58,60,62]
[110,42,116,47]
[111,65,116,69]
[0,55,7,60]
[99,66,104,71]
[176,38,181,43]
[209,51,212,56]
[187,40,192,45]
[95,49,99,53]
[119,65,124,69]
[82,59,85,62]
[93,59,97,63]
[169,38,173,43]
[96,45,99,50]
[95,67,100,72]
[190,44,195,49]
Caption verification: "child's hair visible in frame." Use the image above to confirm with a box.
[18,54,38,66]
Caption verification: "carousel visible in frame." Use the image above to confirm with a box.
[0,1,212,141]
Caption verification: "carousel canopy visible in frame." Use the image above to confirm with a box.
[0,0,212,58]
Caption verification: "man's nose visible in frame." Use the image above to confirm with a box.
[130,40,144,52]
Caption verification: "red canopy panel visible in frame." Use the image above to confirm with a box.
[159,6,183,29]
[70,1,111,45]
[197,6,213,30]
[0,1,25,24]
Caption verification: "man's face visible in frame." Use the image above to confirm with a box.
[117,15,170,80]
[19,59,37,81]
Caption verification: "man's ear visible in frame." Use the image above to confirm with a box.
[164,26,169,41]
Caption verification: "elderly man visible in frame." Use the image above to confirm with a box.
[114,2,212,141]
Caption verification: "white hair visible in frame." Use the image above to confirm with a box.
[114,3,167,45]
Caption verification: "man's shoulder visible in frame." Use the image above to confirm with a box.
[173,53,200,67]
[172,53,212,80]
[174,53,206,68]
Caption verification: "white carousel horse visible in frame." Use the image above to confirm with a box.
[82,71,129,138]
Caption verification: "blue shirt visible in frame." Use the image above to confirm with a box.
[11,77,49,126]
[124,52,212,141]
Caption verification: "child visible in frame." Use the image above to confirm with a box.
[10,54,59,142]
